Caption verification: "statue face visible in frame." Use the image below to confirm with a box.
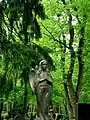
[42,63,47,70]
[41,61,47,71]
[39,60,48,71]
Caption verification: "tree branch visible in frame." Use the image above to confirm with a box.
[64,82,73,110]
[40,22,69,49]
[76,22,86,102]
[3,14,26,44]
[67,14,76,101]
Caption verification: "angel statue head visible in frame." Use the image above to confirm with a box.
[39,60,49,72]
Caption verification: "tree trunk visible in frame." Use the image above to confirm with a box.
[24,80,27,114]
[0,99,3,120]
[64,83,74,120]
[23,68,29,119]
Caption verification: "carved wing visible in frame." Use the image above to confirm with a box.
[29,68,36,93]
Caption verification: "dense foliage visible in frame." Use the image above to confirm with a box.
[0,0,90,120]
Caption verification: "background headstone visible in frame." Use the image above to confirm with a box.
[78,103,90,120]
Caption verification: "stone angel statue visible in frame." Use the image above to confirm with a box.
[29,60,52,120]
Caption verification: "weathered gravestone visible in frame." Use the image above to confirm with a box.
[78,103,90,120]
[29,60,52,120]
